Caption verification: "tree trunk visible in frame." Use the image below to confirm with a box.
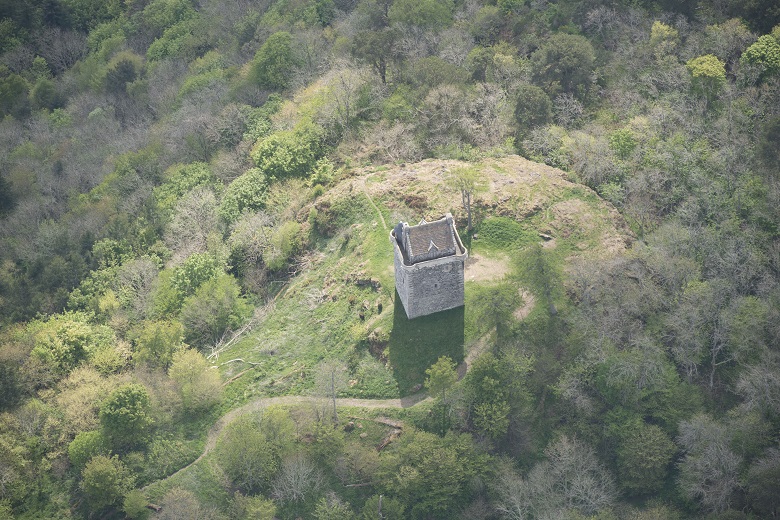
[464,190,472,232]
[331,370,338,423]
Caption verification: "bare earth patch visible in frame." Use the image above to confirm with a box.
[465,253,510,282]
[514,289,535,320]
[328,155,634,261]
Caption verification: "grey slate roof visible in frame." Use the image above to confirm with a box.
[395,213,460,265]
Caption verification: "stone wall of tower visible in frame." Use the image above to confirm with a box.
[391,219,467,320]
[404,254,465,319]
[393,241,410,313]
[392,239,466,319]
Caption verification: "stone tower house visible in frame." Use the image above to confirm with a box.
[390,213,468,319]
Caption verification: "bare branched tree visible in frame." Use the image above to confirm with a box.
[314,360,349,423]
[35,28,87,74]
[272,454,323,504]
[495,435,617,519]
[165,187,220,265]
[677,414,742,514]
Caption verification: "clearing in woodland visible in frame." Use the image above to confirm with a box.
[215,155,632,405]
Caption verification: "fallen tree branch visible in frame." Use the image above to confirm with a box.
[208,322,254,360]
[219,358,263,367]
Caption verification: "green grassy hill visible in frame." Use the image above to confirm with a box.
[216,155,633,405]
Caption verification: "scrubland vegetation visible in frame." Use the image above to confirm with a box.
[1,0,780,517]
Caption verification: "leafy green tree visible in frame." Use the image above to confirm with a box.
[0,18,24,53]
[27,313,115,380]
[180,274,251,350]
[81,455,135,512]
[351,29,399,84]
[29,78,64,110]
[104,52,144,94]
[514,84,553,141]
[465,351,532,441]
[309,157,337,187]
[154,253,227,317]
[170,252,224,299]
[741,34,780,80]
[146,18,204,62]
[0,67,29,119]
[615,421,676,495]
[473,400,510,440]
[531,33,595,97]
[140,0,196,35]
[0,500,13,519]
[445,166,487,232]
[377,429,489,519]
[686,54,726,103]
[123,488,149,519]
[154,162,217,215]
[315,0,335,26]
[216,409,295,493]
[131,320,184,369]
[219,168,268,223]
[313,494,355,520]
[99,383,153,450]
[28,56,51,80]
[388,0,453,31]
[250,121,327,178]
[469,6,502,45]
[217,417,277,493]
[232,492,277,519]
[68,430,109,470]
[424,356,457,400]
[265,221,303,271]
[466,46,494,82]
[168,348,222,412]
[649,21,679,57]
[62,0,123,31]
[608,128,638,160]
[250,31,298,90]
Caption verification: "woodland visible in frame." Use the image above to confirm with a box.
[1,0,780,517]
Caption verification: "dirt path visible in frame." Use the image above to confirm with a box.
[514,289,535,320]
[465,253,510,282]
[145,332,492,490]
[145,392,431,489]
[359,174,388,230]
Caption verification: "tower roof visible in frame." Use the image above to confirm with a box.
[394,213,461,265]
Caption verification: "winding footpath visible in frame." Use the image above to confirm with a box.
[144,394,429,490]
[145,336,492,490]
[359,173,388,231]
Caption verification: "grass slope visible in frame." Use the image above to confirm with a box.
[215,155,633,407]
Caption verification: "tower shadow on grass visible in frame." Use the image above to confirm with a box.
[388,291,465,396]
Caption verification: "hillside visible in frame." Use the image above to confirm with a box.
[214,155,633,404]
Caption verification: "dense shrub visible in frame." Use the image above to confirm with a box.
[250,122,327,178]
